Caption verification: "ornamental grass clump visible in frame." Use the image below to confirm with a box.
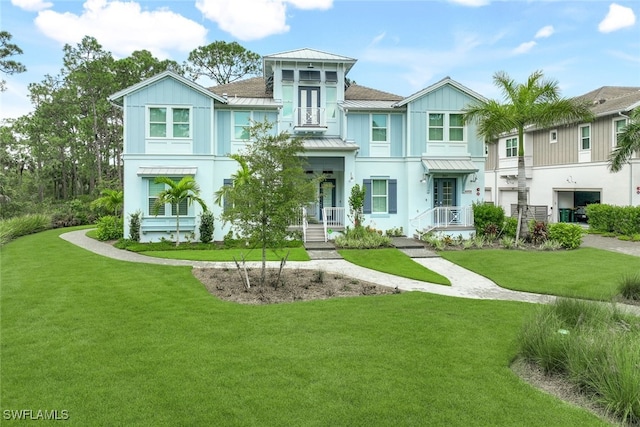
[517,298,640,424]
[618,272,640,301]
[0,213,51,245]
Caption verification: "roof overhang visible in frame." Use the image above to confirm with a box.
[421,158,478,174]
[137,166,197,176]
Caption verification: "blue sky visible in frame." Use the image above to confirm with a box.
[1,0,639,120]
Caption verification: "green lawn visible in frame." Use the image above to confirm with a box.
[441,248,640,300]
[0,228,608,426]
[143,246,310,261]
[339,247,450,285]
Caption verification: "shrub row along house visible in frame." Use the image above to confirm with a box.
[109,48,487,242]
[484,86,640,223]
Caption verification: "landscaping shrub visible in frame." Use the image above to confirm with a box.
[128,210,141,242]
[547,222,583,249]
[472,202,505,237]
[587,204,640,235]
[96,215,123,241]
[334,225,391,249]
[199,211,215,243]
[528,220,548,244]
[501,217,518,238]
[0,213,51,245]
[51,198,95,228]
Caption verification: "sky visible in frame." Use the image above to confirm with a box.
[1,0,639,120]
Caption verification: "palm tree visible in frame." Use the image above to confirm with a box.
[214,154,252,206]
[91,189,124,217]
[609,108,640,172]
[463,70,593,238]
[152,176,207,246]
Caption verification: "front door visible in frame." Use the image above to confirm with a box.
[433,178,458,225]
[299,86,320,126]
[319,179,336,221]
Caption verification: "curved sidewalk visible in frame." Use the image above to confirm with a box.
[60,230,640,313]
[60,230,553,304]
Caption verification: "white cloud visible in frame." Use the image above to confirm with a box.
[370,32,386,46]
[447,0,490,7]
[513,41,537,55]
[598,3,636,33]
[33,0,208,59]
[195,0,333,41]
[11,0,52,12]
[535,25,554,39]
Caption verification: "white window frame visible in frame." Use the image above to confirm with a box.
[232,111,252,141]
[579,124,591,151]
[371,114,389,143]
[147,178,188,217]
[427,112,466,143]
[146,106,192,139]
[505,137,518,158]
[550,129,558,144]
[371,179,388,214]
[613,117,627,147]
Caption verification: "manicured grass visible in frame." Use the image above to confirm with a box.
[339,247,450,285]
[0,228,608,425]
[142,247,310,261]
[441,248,640,300]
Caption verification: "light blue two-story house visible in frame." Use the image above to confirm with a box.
[109,48,487,243]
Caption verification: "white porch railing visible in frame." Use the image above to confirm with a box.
[294,107,326,128]
[322,207,345,242]
[410,206,474,237]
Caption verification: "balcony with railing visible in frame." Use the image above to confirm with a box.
[294,107,327,131]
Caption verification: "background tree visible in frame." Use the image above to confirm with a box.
[219,120,319,285]
[152,176,208,246]
[184,41,261,85]
[608,108,640,172]
[463,70,593,238]
[0,31,26,91]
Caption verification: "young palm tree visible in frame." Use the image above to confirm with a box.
[91,189,124,217]
[609,108,640,172]
[152,176,208,246]
[463,70,593,237]
[214,154,252,206]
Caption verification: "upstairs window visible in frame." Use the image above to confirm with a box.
[148,107,190,138]
[282,70,294,81]
[614,118,626,146]
[299,70,321,81]
[233,111,251,140]
[506,137,517,157]
[325,71,337,83]
[579,124,591,150]
[428,112,465,142]
[371,114,388,142]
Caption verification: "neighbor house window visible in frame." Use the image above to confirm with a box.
[282,85,294,119]
[614,118,626,146]
[550,129,558,143]
[148,178,188,216]
[371,114,388,142]
[428,113,444,141]
[372,179,388,213]
[326,86,337,120]
[506,137,518,157]
[449,114,464,141]
[233,111,251,140]
[579,124,591,150]
[148,107,191,138]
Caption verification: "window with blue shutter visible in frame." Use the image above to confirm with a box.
[363,178,397,215]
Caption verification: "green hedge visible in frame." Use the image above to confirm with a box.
[587,204,640,235]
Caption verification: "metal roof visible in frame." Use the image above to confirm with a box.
[137,167,197,176]
[221,97,281,108]
[263,48,356,63]
[340,100,401,110]
[302,137,359,151]
[422,158,478,174]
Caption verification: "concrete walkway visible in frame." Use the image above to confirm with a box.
[59,230,640,313]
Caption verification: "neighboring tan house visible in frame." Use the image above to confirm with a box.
[109,48,487,242]
[484,86,640,223]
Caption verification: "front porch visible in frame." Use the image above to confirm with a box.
[291,207,346,243]
[410,206,475,239]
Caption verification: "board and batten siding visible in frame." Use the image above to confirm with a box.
[532,116,618,166]
[123,77,213,155]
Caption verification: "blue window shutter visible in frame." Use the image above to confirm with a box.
[223,179,232,212]
[388,179,397,214]
[363,179,372,214]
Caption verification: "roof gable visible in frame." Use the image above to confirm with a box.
[108,70,227,104]
[574,86,640,116]
[394,77,486,107]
